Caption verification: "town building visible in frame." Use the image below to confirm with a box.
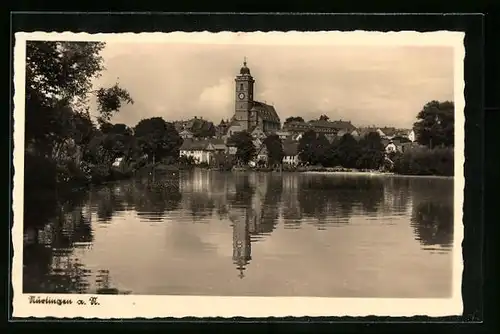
[179,129,194,139]
[215,119,230,138]
[174,117,216,139]
[385,141,397,153]
[255,145,269,164]
[283,119,356,138]
[231,59,281,134]
[179,138,226,165]
[274,130,292,140]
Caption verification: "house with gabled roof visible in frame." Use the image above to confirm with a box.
[210,138,227,152]
[283,120,310,134]
[179,138,217,165]
[179,129,194,139]
[379,127,398,139]
[250,126,266,140]
[355,127,384,141]
[254,144,269,164]
[225,119,246,138]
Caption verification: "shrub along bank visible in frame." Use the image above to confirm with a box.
[391,146,454,177]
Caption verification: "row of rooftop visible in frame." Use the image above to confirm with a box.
[172,116,414,142]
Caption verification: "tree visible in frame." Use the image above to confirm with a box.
[335,133,360,168]
[25,41,134,157]
[314,133,331,165]
[284,116,305,124]
[413,100,454,148]
[95,84,134,125]
[134,117,183,163]
[319,114,330,121]
[298,130,318,164]
[323,138,341,167]
[356,131,385,170]
[263,134,284,166]
[297,130,331,165]
[227,131,256,164]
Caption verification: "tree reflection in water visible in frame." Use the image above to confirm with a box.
[133,175,182,222]
[89,173,182,223]
[409,178,454,249]
[411,200,454,249]
[297,175,385,228]
[23,195,99,293]
[22,173,185,293]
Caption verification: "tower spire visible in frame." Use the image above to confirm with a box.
[243,56,247,67]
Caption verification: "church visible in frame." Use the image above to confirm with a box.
[225,59,281,137]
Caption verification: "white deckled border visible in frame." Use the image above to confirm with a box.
[12,30,465,319]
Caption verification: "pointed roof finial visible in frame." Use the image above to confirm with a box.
[243,56,247,67]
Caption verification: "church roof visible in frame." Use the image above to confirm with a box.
[251,101,281,123]
[239,59,251,75]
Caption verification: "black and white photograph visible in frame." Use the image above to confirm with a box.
[12,31,465,318]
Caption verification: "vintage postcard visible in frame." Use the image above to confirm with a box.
[12,30,465,318]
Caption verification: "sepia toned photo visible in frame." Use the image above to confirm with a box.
[12,31,465,318]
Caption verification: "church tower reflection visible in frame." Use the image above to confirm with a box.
[231,208,256,279]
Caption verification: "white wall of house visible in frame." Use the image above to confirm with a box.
[180,150,213,164]
[257,153,268,162]
[283,155,299,165]
[385,143,397,153]
[408,130,416,142]
[112,157,125,168]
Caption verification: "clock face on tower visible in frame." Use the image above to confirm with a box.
[238,93,246,100]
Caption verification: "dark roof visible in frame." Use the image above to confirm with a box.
[283,121,310,132]
[251,101,280,123]
[308,120,356,131]
[357,127,379,137]
[210,138,225,145]
[180,138,214,151]
[392,136,412,144]
[379,127,397,137]
[250,126,267,135]
[239,61,251,75]
[283,119,356,133]
[228,119,241,127]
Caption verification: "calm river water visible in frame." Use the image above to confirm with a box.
[23,170,454,298]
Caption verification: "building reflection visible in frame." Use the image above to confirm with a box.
[231,208,254,279]
[227,173,282,278]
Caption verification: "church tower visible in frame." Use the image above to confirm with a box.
[234,58,254,131]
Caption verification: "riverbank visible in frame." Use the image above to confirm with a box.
[149,163,454,178]
[302,170,453,179]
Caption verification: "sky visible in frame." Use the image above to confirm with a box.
[91,41,454,129]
